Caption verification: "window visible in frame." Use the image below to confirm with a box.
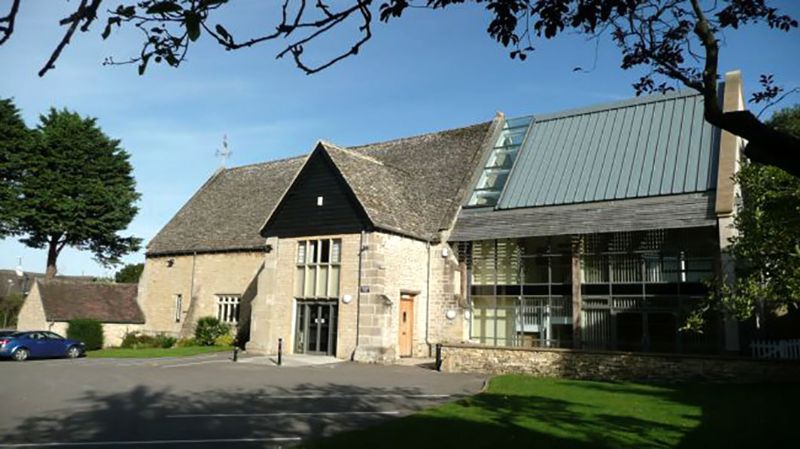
[174,294,182,323]
[295,239,341,299]
[217,295,241,324]
[467,116,532,207]
[43,331,64,340]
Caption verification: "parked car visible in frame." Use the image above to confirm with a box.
[0,331,85,361]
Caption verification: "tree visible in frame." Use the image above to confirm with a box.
[0,1,798,177]
[5,108,141,279]
[0,293,25,328]
[115,262,144,283]
[689,105,800,332]
[0,98,30,237]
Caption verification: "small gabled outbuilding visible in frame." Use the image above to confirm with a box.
[16,281,144,347]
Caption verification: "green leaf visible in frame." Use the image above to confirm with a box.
[201,0,229,7]
[138,54,151,75]
[185,12,201,42]
[146,1,182,15]
[215,24,231,42]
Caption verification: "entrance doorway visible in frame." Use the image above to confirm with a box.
[295,301,337,355]
[399,295,414,357]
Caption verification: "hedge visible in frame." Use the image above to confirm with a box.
[67,319,104,350]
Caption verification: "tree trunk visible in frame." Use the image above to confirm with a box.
[45,237,59,280]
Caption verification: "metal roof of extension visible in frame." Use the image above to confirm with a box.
[497,90,721,209]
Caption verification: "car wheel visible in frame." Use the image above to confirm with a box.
[12,348,29,362]
[66,345,81,359]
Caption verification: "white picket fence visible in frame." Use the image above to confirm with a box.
[751,339,800,360]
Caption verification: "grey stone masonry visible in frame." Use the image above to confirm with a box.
[441,343,800,383]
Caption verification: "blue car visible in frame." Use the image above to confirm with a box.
[0,331,85,361]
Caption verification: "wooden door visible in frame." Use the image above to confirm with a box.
[399,296,414,357]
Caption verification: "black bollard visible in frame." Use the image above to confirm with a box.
[435,343,442,371]
[277,338,283,366]
[232,346,238,362]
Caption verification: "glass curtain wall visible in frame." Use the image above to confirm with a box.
[462,227,722,354]
[581,228,721,353]
[467,236,573,348]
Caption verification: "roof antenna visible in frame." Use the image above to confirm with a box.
[215,134,232,170]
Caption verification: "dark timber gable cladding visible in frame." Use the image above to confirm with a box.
[261,147,373,238]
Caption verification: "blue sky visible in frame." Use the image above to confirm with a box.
[1,1,799,277]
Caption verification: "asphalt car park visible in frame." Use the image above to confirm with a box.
[0,353,484,448]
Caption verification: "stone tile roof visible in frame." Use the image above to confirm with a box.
[36,280,144,324]
[0,270,95,299]
[148,121,495,254]
[322,122,493,240]
[146,156,306,256]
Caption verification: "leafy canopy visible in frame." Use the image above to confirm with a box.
[115,262,144,283]
[689,105,800,330]
[0,98,31,238]
[5,106,141,274]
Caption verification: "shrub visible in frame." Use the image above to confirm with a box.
[194,316,231,346]
[67,319,104,350]
[120,331,148,348]
[121,332,177,349]
[175,337,197,347]
[214,332,235,347]
[153,333,177,348]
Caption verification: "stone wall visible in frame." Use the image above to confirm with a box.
[441,344,800,383]
[15,283,47,332]
[46,322,144,348]
[355,232,432,361]
[248,234,361,358]
[249,231,461,363]
[138,251,265,337]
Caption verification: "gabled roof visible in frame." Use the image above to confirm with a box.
[147,156,305,256]
[150,121,495,255]
[36,281,144,324]
[497,90,721,209]
[316,121,493,240]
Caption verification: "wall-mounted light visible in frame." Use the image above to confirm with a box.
[166,258,175,268]
[341,294,353,304]
[445,310,457,320]
[317,196,324,206]
[380,294,393,307]
[265,244,273,253]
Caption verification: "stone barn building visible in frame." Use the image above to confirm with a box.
[137,71,746,362]
[16,281,144,347]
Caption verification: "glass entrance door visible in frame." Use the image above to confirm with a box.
[295,301,337,355]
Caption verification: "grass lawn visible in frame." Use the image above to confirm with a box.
[86,345,230,358]
[303,375,799,449]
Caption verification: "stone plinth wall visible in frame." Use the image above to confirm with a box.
[441,344,800,383]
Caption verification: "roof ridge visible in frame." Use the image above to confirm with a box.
[346,121,491,151]
[324,142,385,166]
[225,154,307,172]
[532,89,701,122]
